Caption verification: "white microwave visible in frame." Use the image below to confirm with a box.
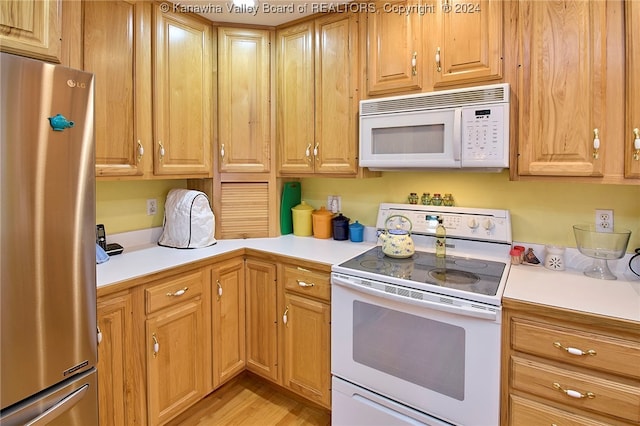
[359,83,510,170]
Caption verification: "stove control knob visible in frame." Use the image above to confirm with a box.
[467,218,479,229]
[483,219,495,232]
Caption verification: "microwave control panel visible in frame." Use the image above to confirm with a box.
[461,105,507,166]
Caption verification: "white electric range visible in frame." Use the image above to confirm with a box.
[331,203,512,426]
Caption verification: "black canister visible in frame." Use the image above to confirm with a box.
[332,213,350,241]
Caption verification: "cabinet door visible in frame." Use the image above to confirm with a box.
[276,22,315,174]
[84,0,151,177]
[314,13,359,175]
[0,0,61,62]
[218,27,271,173]
[211,258,246,388]
[431,0,502,87]
[97,293,135,426]
[153,6,212,176]
[366,0,423,96]
[517,1,607,177]
[626,0,640,179]
[146,299,206,425]
[245,258,279,382]
[282,293,331,408]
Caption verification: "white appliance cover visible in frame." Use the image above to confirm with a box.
[159,189,216,249]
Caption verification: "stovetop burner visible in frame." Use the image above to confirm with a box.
[337,246,506,296]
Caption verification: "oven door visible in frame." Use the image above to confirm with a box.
[359,108,462,169]
[331,274,501,426]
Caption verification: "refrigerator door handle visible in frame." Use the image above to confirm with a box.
[25,384,89,426]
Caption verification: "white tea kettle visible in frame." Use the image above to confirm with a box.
[378,215,415,258]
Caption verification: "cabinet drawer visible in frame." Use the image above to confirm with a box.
[510,394,611,426]
[511,318,640,379]
[145,270,204,314]
[282,265,330,301]
[511,356,640,423]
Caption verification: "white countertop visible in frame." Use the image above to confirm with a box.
[97,231,640,323]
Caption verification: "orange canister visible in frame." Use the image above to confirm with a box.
[291,201,313,236]
[312,206,333,239]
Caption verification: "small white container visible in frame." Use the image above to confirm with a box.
[544,245,566,271]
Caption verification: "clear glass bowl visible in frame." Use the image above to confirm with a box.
[573,225,631,280]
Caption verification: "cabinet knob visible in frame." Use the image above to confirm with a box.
[435,47,442,72]
[411,51,417,76]
[592,128,600,159]
[221,143,225,159]
[283,306,289,326]
[633,128,640,161]
[152,333,160,358]
[305,143,311,158]
[137,140,144,164]
[97,326,102,345]
[158,141,165,162]
[313,143,319,158]
[216,280,223,301]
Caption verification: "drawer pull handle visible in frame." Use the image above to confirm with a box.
[296,266,311,273]
[297,280,315,288]
[166,287,188,297]
[97,326,102,345]
[216,280,223,301]
[553,382,595,399]
[553,341,596,356]
[283,306,289,326]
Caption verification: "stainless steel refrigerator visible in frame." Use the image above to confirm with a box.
[1,53,98,425]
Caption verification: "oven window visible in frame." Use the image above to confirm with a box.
[352,301,465,401]
[371,124,445,154]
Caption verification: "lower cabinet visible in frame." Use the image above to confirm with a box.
[502,298,640,426]
[211,258,246,388]
[96,253,333,424]
[145,268,209,426]
[281,264,332,408]
[97,291,137,426]
[245,257,279,381]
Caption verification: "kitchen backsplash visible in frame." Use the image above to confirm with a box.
[96,171,639,252]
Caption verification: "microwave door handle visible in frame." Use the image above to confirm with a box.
[452,108,462,161]
[332,275,497,321]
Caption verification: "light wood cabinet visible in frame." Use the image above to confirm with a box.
[515,0,607,177]
[145,269,209,425]
[626,0,640,179]
[502,299,640,426]
[365,0,423,95]
[280,265,331,408]
[97,291,137,426]
[245,257,279,381]
[83,0,151,178]
[277,13,359,175]
[0,0,62,63]
[153,4,213,177]
[429,0,503,87]
[211,257,246,389]
[217,27,271,173]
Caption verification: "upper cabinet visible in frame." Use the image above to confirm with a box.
[153,5,213,176]
[0,0,62,63]
[626,0,640,179]
[366,0,423,95]
[217,27,272,174]
[364,0,503,97]
[516,0,607,178]
[277,13,359,176]
[429,0,503,87]
[84,0,151,178]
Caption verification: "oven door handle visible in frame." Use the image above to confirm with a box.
[332,275,498,321]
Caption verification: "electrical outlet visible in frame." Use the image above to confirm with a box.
[595,209,613,232]
[147,199,158,216]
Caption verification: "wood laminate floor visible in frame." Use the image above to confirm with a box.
[166,373,331,426]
